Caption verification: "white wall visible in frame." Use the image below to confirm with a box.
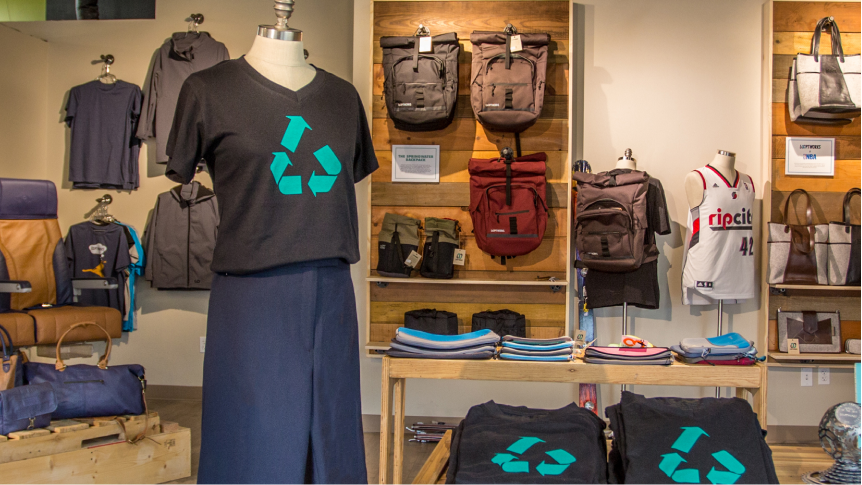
[352,0,857,426]
[0,0,355,386]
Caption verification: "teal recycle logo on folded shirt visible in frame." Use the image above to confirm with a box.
[659,427,747,484]
[270,116,342,196]
[491,437,577,476]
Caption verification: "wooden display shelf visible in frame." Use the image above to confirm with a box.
[767,351,860,367]
[367,276,568,287]
[770,284,862,291]
[378,356,767,484]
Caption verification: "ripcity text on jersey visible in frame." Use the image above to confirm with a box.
[682,165,756,304]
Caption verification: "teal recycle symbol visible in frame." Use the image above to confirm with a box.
[659,427,747,484]
[270,116,342,196]
[491,437,577,476]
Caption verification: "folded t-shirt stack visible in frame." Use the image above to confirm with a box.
[447,401,608,483]
[498,336,574,361]
[670,332,759,365]
[584,346,673,365]
[606,391,778,484]
[386,328,500,359]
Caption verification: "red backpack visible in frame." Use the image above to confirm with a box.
[468,151,548,259]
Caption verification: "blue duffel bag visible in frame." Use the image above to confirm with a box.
[24,322,146,420]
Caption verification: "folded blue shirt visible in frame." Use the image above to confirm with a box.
[390,341,497,355]
[394,328,501,350]
[498,353,573,362]
[501,341,574,352]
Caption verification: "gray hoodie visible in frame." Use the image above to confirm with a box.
[144,182,219,289]
[137,32,229,163]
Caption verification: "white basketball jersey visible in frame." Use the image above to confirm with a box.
[682,166,756,305]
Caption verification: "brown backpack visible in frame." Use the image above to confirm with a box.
[470,27,549,133]
[572,170,653,272]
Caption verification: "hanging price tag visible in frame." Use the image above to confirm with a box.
[404,250,422,268]
[510,34,523,52]
[419,36,433,53]
[452,249,466,266]
[787,338,801,355]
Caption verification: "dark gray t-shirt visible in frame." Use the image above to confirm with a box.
[65,222,131,311]
[65,80,142,190]
[166,58,378,274]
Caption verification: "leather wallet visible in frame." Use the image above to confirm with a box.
[778,310,841,353]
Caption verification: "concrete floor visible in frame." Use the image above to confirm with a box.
[153,398,435,484]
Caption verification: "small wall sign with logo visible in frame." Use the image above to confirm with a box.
[391,145,440,183]
[787,338,801,355]
[785,137,835,176]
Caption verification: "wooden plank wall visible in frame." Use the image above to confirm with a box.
[369,1,570,346]
[767,1,861,353]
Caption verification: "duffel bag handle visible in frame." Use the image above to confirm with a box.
[843,188,861,225]
[55,322,112,371]
[811,17,845,62]
[783,188,814,226]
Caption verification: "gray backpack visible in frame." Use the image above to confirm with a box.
[470,26,549,133]
[381,32,460,132]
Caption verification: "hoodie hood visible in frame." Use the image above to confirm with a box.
[169,32,213,61]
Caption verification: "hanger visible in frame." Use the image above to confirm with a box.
[96,54,117,84]
[88,195,115,225]
[186,13,204,35]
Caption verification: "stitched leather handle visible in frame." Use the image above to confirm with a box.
[843,188,861,224]
[811,17,845,62]
[783,188,813,226]
[55,322,112,371]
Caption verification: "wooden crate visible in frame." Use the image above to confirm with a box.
[0,412,191,484]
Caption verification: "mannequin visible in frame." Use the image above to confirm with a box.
[685,150,736,208]
[245,36,316,91]
[243,0,316,91]
[616,148,637,170]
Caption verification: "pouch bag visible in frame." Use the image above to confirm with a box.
[778,310,841,353]
[381,33,460,132]
[470,30,549,132]
[767,189,828,284]
[0,382,56,435]
[377,213,421,278]
[23,323,146,419]
[404,309,458,335]
[471,309,526,337]
[420,217,460,279]
[827,188,861,285]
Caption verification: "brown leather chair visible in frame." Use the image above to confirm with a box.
[0,178,121,346]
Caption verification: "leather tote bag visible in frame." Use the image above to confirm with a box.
[24,323,146,420]
[767,189,828,285]
[0,325,21,390]
[827,188,861,285]
[778,310,841,353]
[0,382,56,435]
[788,17,861,124]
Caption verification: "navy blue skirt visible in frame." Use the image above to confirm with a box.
[198,260,366,484]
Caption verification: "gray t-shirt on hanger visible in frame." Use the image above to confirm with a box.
[137,32,230,163]
[65,80,142,190]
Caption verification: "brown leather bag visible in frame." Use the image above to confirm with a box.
[767,189,828,284]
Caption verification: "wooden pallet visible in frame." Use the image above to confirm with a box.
[0,412,191,484]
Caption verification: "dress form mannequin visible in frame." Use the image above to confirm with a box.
[616,148,637,170]
[685,150,736,208]
[244,1,316,91]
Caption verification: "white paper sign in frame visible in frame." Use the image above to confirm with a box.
[391,145,440,183]
[785,137,835,177]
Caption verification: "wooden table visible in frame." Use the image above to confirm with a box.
[378,356,767,484]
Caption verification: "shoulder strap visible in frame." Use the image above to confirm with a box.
[783,189,813,226]
[843,188,861,224]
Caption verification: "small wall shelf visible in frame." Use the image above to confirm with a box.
[770,284,861,291]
